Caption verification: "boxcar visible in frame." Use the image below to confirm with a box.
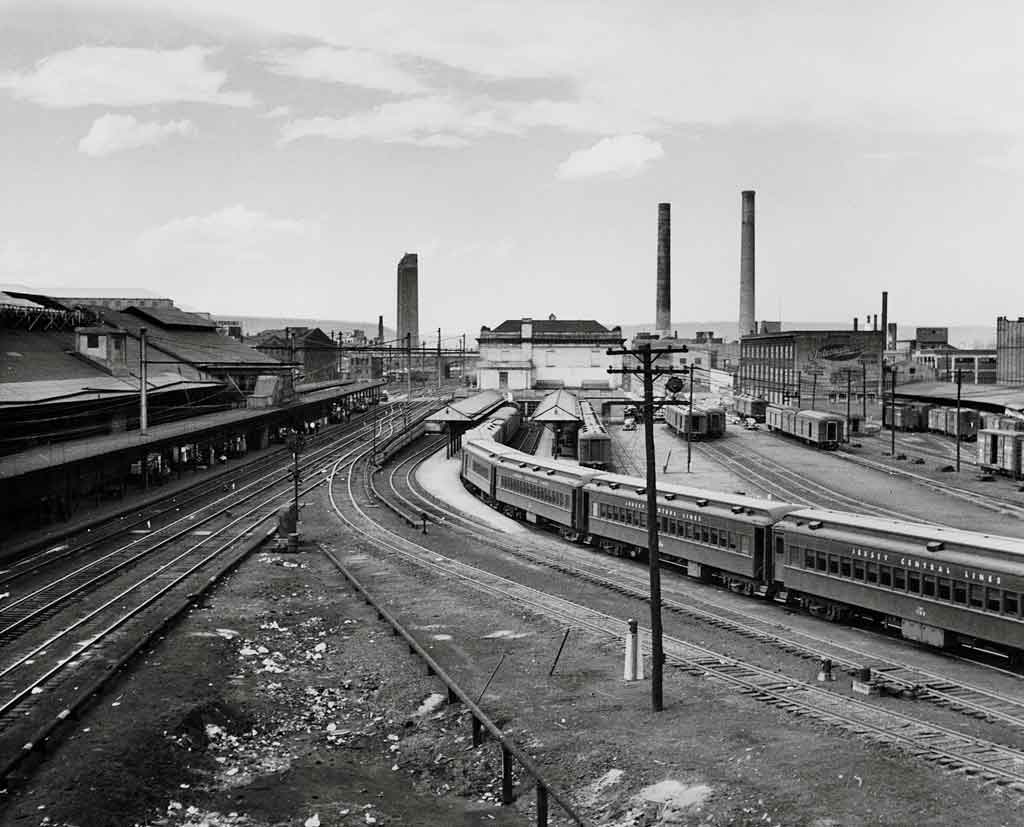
[583,473,797,585]
[577,400,612,469]
[735,396,767,423]
[775,508,1024,653]
[978,429,1024,479]
[928,407,950,433]
[944,408,979,441]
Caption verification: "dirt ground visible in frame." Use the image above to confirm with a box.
[4,468,1022,827]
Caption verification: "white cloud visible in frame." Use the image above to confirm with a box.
[280,95,516,147]
[139,205,312,254]
[264,105,291,119]
[0,46,254,108]
[556,134,663,180]
[78,114,196,157]
[262,46,426,94]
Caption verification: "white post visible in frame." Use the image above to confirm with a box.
[623,618,644,681]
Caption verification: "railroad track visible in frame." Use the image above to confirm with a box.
[0,401,440,781]
[383,440,1024,737]
[332,446,1024,790]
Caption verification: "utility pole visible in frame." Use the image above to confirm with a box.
[862,362,867,422]
[686,364,695,473]
[607,342,688,713]
[405,332,412,429]
[437,328,442,392]
[846,370,852,442]
[285,430,305,550]
[796,371,802,408]
[139,326,148,435]
[461,333,466,388]
[956,368,963,472]
[811,372,817,410]
[890,365,898,456]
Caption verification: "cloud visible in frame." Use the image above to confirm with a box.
[78,114,196,157]
[138,205,312,255]
[262,46,426,94]
[0,46,254,108]
[280,95,516,147]
[264,105,291,119]
[556,134,663,180]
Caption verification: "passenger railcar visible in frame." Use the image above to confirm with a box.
[734,396,767,423]
[766,406,844,448]
[663,404,727,441]
[462,438,598,536]
[584,473,796,583]
[577,401,612,469]
[775,509,1024,654]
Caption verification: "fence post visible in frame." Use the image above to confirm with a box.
[536,784,549,827]
[501,746,514,804]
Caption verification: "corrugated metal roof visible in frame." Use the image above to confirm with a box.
[0,330,107,383]
[427,390,506,422]
[0,372,220,405]
[126,306,217,329]
[896,381,1024,412]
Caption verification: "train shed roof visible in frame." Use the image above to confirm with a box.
[427,390,506,423]
[896,381,1024,413]
[532,389,581,423]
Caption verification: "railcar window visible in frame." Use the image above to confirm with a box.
[1004,591,1019,616]
[879,565,892,587]
[969,585,984,609]
[853,561,865,580]
[922,576,936,597]
[987,588,1002,613]
[804,549,815,568]
[828,555,839,575]
[953,582,967,604]
[938,578,952,601]
[816,551,827,572]
[709,528,718,546]
[700,526,709,543]
[791,546,801,565]
[740,535,750,555]
[730,532,737,550]
[907,572,921,594]
[893,568,906,590]
[660,516,668,533]
[720,532,728,549]
[840,558,851,577]
[866,563,878,584]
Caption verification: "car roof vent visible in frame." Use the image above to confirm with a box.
[731,505,744,514]
[519,462,528,468]
[808,520,824,530]
[533,465,541,471]
[546,469,555,476]
[696,498,709,507]
[926,540,945,552]
[663,493,676,501]
[609,482,619,490]
[636,488,646,495]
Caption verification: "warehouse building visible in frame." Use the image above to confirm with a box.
[998,317,1024,385]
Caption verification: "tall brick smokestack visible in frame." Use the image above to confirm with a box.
[739,191,756,339]
[656,203,671,337]
[378,315,384,344]
[881,291,889,350]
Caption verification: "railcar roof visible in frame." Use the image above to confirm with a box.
[465,438,599,481]
[796,410,845,421]
[784,508,1024,559]
[587,472,798,517]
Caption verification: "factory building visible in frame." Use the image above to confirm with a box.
[738,328,885,407]
[997,317,1024,385]
[248,327,341,386]
[397,253,419,349]
[476,316,624,392]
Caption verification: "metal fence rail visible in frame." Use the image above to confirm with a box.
[320,545,590,827]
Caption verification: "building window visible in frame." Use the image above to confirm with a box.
[498,371,509,389]
[87,334,99,348]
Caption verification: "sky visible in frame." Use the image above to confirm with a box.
[0,1,1022,342]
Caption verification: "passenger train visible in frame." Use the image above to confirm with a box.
[459,411,1024,660]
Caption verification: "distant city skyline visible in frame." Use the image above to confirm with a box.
[1,1,1022,337]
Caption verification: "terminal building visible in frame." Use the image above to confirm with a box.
[476,316,624,393]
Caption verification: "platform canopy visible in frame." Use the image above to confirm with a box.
[426,389,506,423]
[896,381,1024,414]
[532,388,581,423]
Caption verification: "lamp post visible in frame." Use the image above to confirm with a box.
[285,430,305,550]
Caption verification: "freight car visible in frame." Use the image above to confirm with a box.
[577,400,612,469]
[765,406,844,449]
[978,429,1024,480]
[663,404,727,440]
[461,429,1024,660]
[734,395,767,423]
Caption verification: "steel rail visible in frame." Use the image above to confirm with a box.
[334,460,1024,790]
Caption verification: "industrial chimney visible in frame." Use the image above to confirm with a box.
[397,253,419,350]
[853,317,859,331]
[881,291,888,348]
[739,191,756,339]
[378,315,384,344]
[655,203,671,338]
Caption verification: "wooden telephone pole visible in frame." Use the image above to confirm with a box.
[606,342,689,712]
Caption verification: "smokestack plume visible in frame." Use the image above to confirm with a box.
[656,203,671,337]
[739,191,756,338]
[881,291,889,348]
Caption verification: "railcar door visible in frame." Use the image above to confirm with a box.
[578,489,590,533]
[826,421,838,445]
[753,527,767,582]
